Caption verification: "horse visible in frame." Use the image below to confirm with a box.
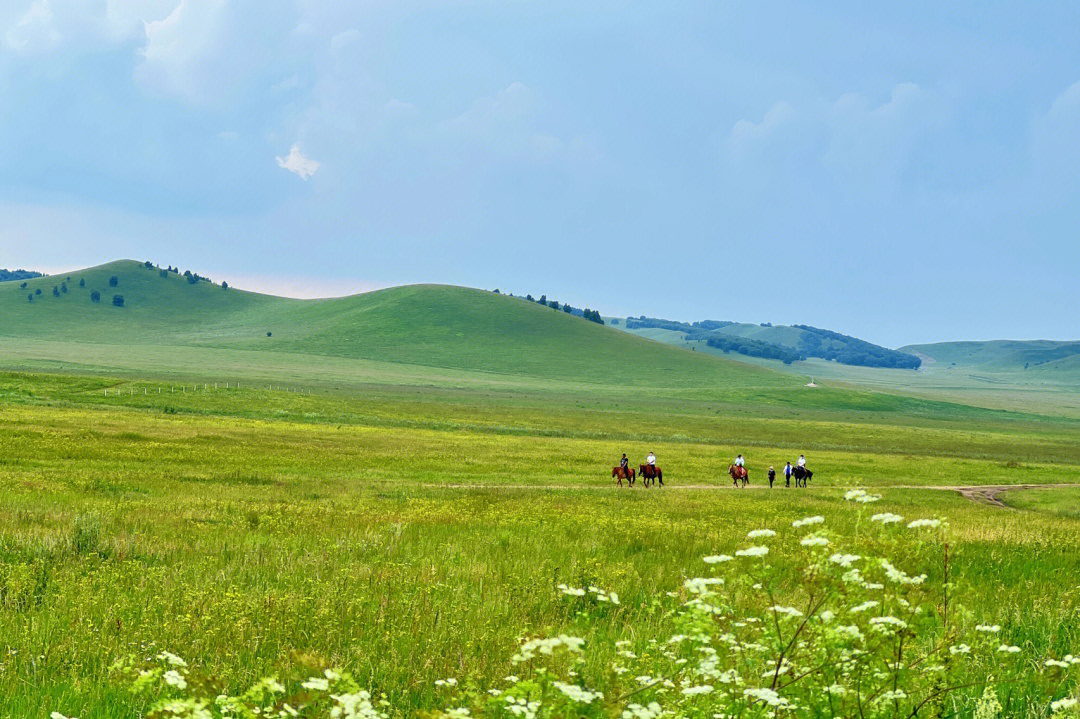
[639,464,663,488]
[793,466,813,488]
[612,465,636,487]
[728,464,749,488]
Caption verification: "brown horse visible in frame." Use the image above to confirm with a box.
[639,464,663,488]
[612,465,636,487]
[729,464,749,488]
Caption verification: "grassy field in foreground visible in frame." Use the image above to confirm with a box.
[0,370,1079,715]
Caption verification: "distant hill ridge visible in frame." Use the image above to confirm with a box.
[0,259,796,388]
[903,340,1080,373]
[621,316,921,369]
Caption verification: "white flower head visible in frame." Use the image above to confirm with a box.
[792,516,824,528]
[735,546,769,558]
[746,529,776,539]
[871,513,903,524]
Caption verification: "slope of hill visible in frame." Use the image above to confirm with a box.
[0,260,792,388]
[903,340,1080,372]
[619,317,920,369]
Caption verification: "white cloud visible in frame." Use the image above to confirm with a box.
[725,83,948,184]
[276,144,320,179]
[3,0,177,54]
[5,1,61,53]
[136,0,229,102]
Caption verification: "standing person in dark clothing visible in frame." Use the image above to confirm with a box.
[767,466,776,488]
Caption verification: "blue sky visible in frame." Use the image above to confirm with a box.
[2,1,1080,346]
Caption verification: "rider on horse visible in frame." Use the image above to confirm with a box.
[647,451,656,467]
[620,454,629,471]
[734,454,745,468]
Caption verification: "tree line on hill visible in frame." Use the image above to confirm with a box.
[0,268,43,282]
[493,290,604,325]
[624,316,919,368]
[16,260,230,310]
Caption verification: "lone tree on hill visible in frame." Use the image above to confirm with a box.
[19,281,26,289]
[78,278,85,287]
[112,294,124,307]
[109,276,119,287]
[144,261,153,269]
[221,281,229,289]
[34,288,41,296]
[90,291,101,303]
[52,286,60,297]
[27,294,32,303]
[60,283,68,294]
[160,269,169,278]
[266,331,272,337]
[538,295,547,306]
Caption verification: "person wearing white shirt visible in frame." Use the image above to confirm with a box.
[646,452,656,466]
[734,454,745,468]
[797,455,806,468]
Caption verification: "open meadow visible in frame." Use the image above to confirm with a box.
[3,264,1080,716]
[2,365,1080,717]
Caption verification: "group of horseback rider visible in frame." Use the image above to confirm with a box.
[613,451,811,488]
[613,452,663,487]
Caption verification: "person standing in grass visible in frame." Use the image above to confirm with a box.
[768,466,776,488]
[784,461,793,487]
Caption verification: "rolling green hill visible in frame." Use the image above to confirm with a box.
[618,317,920,368]
[0,260,793,388]
[903,340,1080,372]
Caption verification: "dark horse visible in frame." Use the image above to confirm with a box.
[612,465,636,487]
[729,464,749,488]
[639,464,663,488]
[793,466,813,488]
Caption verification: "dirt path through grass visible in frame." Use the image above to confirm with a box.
[410,482,1080,507]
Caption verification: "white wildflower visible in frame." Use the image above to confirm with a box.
[162,670,187,690]
[792,515,824,527]
[703,554,733,564]
[746,529,776,539]
[800,535,830,547]
[976,624,1001,633]
[829,553,861,567]
[907,518,942,529]
[735,546,769,558]
[553,681,602,704]
[850,601,879,613]
[871,513,903,524]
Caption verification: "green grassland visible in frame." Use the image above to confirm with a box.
[2,262,1080,715]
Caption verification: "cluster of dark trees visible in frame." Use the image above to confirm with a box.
[624,316,919,368]
[793,326,920,369]
[19,272,124,308]
[0,269,43,283]
[510,292,604,324]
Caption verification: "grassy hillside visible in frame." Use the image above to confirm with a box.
[0,260,792,388]
[905,339,1080,371]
